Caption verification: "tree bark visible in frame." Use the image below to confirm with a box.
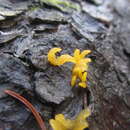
[0,0,130,130]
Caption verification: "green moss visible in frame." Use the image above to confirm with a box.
[40,0,80,12]
[29,6,40,11]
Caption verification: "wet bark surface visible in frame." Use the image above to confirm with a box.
[0,0,130,130]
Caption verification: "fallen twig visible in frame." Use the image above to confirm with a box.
[4,90,46,130]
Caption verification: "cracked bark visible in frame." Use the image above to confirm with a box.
[0,0,130,130]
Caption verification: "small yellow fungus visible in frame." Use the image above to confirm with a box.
[49,108,91,130]
[47,48,91,88]
[48,48,75,66]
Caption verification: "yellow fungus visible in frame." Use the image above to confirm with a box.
[47,48,91,88]
[48,48,75,66]
[49,108,91,130]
